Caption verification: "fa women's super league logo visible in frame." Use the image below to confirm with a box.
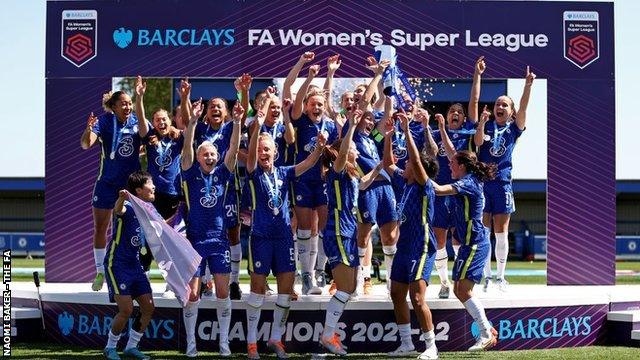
[563,11,600,69]
[61,10,97,67]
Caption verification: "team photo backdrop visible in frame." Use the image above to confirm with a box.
[45,0,615,285]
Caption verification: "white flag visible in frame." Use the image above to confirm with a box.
[128,195,201,307]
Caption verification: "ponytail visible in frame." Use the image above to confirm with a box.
[102,90,127,113]
[321,139,359,180]
[455,150,496,182]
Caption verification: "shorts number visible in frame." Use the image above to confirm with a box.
[455,259,465,274]
[289,247,295,263]
[224,250,231,264]
[225,204,237,217]
[410,260,417,273]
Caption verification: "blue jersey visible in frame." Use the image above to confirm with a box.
[292,113,338,181]
[91,113,143,185]
[391,169,436,255]
[247,166,296,238]
[105,202,144,269]
[432,122,476,185]
[260,122,288,167]
[377,120,425,170]
[353,131,382,176]
[477,120,523,182]
[195,121,234,161]
[325,168,359,238]
[451,174,488,246]
[181,163,233,243]
[143,130,184,196]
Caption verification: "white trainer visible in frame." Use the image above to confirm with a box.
[387,343,417,357]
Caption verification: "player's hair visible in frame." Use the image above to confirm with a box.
[455,150,496,182]
[148,108,181,146]
[448,102,466,117]
[257,132,276,148]
[126,170,153,193]
[322,139,359,180]
[419,152,439,179]
[196,140,218,157]
[102,90,128,113]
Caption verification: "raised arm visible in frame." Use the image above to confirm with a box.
[515,66,536,131]
[365,56,385,111]
[435,113,456,160]
[135,76,150,138]
[294,131,327,177]
[235,73,252,127]
[358,59,390,110]
[359,162,383,191]
[468,56,485,124]
[473,105,491,147]
[383,117,398,176]
[246,105,266,174]
[400,110,428,186]
[282,98,295,145]
[224,102,245,172]
[324,54,341,118]
[334,110,359,173]
[417,108,438,158]
[292,64,320,120]
[179,78,193,132]
[114,190,129,216]
[80,112,99,149]
[180,98,203,171]
[283,52,314,101]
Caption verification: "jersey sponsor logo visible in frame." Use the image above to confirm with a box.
[437,142,447,157]
[489,136,507,157]
[396,204,407,224]
[199,186,223,208]
[303,136,319,153]
[155,148,173,171]
[392,143,408,160]
[117,136,135,157]
[61,10,98,67]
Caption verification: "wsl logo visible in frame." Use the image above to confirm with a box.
[563,11,600,69]
[61,10,98,67]
[113,27,235,48]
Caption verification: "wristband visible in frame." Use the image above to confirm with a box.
[371,129,384,143]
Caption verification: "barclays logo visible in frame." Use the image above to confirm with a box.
[58,311,74,336]
[57,312,176,339]
[112,27,235,48]
[471,316,592,341]
[113,27,133,49]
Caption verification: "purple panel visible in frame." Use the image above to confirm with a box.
[43,301,608,352]
[45,0,616,283]
[45,78,112,282]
